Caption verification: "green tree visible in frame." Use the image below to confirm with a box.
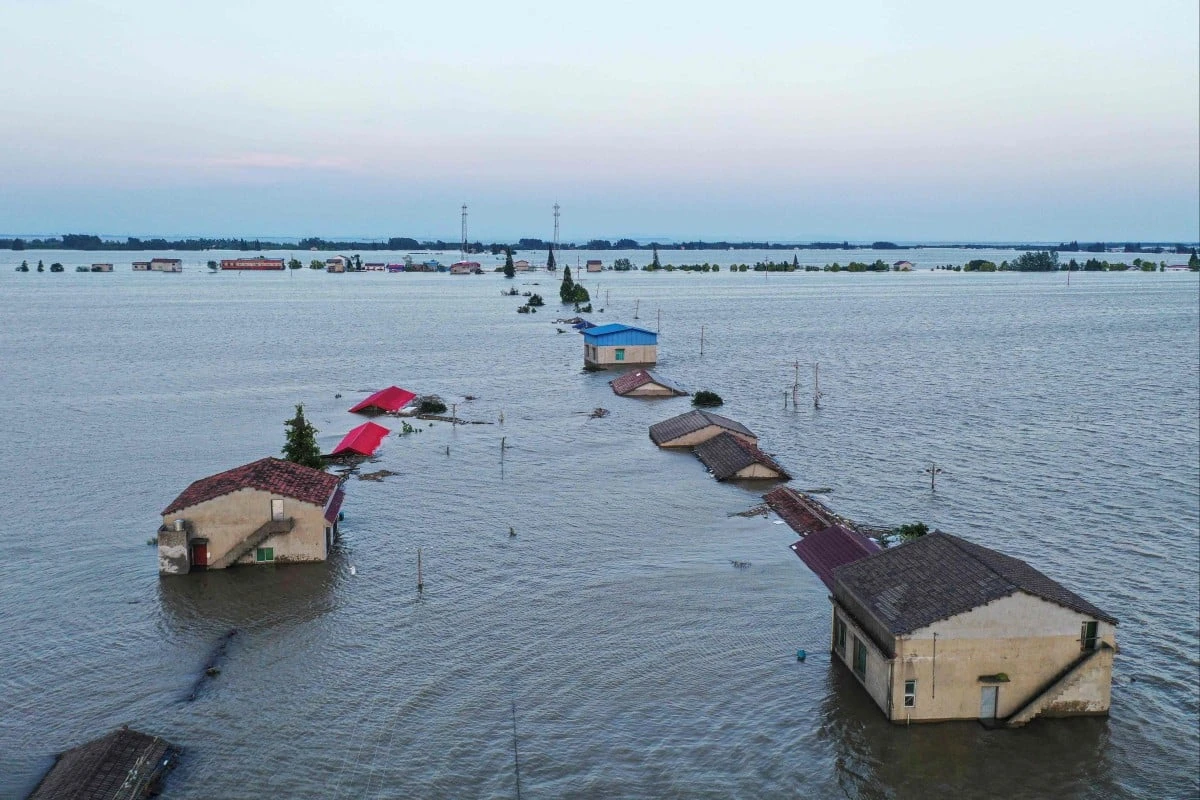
[1188,249,1199,268]
[309,259,324,269]
[560,265,576,303]
[547,245,556,270]
[503,248,515,279]
[652,245,661,270]
[282,404,324,469]
[288,258,303,270]
[207,260,219,271]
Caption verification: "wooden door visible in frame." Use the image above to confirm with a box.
[191,541,208,568]
[980,686,998,720]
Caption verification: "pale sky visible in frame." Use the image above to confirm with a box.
[1,0,1197,242]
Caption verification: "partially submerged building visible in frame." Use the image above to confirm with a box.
[131,261,151,271]
[649,409,756,448]
[789,523,881,589]
[326,256,347,273]
[329,421,390,457]
[150,258,182,272]
[158,457,344,575]
[583,323,657,368]
[609,368,687,397]
[90,263,113,272]
[693,432,789,481]
[28,726,179,800]
[827,532,1117,726]
[450,261,481,274]
[893,260,915,271]
[586,259,603,272]
[220,257,285,270]
[349,386,417,415]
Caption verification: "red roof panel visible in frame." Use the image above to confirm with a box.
[790,525,881,591]
[349,386,417,414]
[330,421,390,456]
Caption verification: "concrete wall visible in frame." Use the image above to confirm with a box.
[161,487,330,570]
[659,425,758,448]
[889,592,1115,723]
[585,344,656,367]
[733,463,784,479]
[832,602,894,715]
[157,528,190,575]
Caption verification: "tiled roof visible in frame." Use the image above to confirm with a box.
[790,525,880,590]
[832,532,1117,637]
[763,486,838,535]
[609,369,687,396]
[693,432,789,480]
[163,457,339,515]
[29,726,178,800]
[349,386,416,413]
[649,409,755,445]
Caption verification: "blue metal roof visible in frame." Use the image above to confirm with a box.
[583,323,658,346]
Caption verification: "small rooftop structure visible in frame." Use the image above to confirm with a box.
[893,260,915,271]
[28,726,179,800]
[329,421,390,457]
[693,432,789,481]
[649,409,756,448]
[789,524,880,590]
[349,386,417,414]
[609,368,687,397]
[163,457,339,516]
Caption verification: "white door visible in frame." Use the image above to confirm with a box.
[271,498,284,521]
[980,686,998,720]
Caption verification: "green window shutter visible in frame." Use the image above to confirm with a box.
[616,348,625,361]
[256,547,275,562]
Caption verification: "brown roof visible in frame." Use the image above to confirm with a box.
[832,532,1117,639]
[29,726,179,800]
[163,457,339,515]
[763,486,838,535]
[648,410,755,445]
[609,369,687,396]
[790,524,881,590]
[693,432,790,480]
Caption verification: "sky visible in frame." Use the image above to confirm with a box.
[1,0,1197,242]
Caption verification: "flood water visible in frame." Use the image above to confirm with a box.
[1,250,1197,799]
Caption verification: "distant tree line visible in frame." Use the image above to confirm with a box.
[3,233,1197,255]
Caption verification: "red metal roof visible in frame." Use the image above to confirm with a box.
[163,457,339,515]
[790,525,881,591]
[324,487,346,523]
[763,486,837,536]
[349,386,417,414]
[330,421,390,456]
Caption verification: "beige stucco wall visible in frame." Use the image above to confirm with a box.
[733,463,784,479]
[585,344,657,367]
[659,425,758,448]
[161,487,331,569]
[833,603,895,714]
[627,382,675,397]
[890,592,1115,722]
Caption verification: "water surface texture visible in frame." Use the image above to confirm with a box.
[1,253,1197,799]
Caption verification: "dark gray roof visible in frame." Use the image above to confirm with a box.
[832,532,1117,636]
[693,432,789,480]
[29,727,179,800]
[648,410,755,445]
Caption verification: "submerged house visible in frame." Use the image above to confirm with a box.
[28,726,180,800]
[789,523,881,589]
[893,260,915,271]
[150,258,182,272]
[586,259,603,272]
[649,409,756,448]
[826,532,1117,726]
[326,256,347,273]
[583,323,657,368]
[450,261,481,274]
[90,263,114,272]
[158,457,344,575]
[609,368,687,397]
[693,432,790,481]
[329,421,390,457]
[131,261,151,271]
[349,386,417,415]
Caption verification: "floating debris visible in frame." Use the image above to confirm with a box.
[187,629,236,702]
[730,560,752,569]
[731,504,770,518]
[28,727,180,800]
[587,407,610,419]
[358,469,398,482]
[417,413,492,425]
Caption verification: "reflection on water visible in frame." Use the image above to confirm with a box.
[0,260,1196,798]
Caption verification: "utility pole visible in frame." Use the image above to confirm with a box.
[417,547,424,594]
[460,203,468,263]
[792,361,800,410]
[700,325,705,356]
[925,462,943,491]
[657,307,661,334]
[552,202,560,260]
[813,362,823,409]
[634,299,640,319]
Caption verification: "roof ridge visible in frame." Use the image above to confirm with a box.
[937,531,1020,592]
